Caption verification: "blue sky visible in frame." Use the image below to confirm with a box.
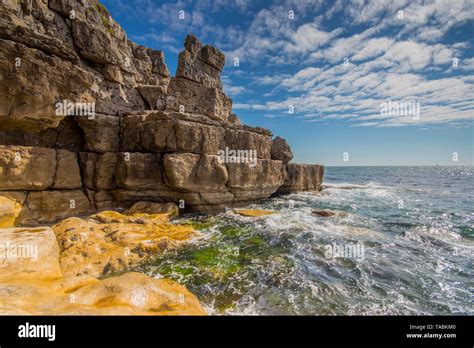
[102,0,474,166]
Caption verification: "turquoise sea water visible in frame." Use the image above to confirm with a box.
[135,166,474,315]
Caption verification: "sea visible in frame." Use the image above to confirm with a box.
[134,166,474,315]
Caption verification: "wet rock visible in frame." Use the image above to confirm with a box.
[234,209,274,217]
[312,210,336,217]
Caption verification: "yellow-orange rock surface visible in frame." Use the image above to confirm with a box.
[53,211,198,277]
[0,196,22,228]
[0,217,206,315]
[234,209,274,217]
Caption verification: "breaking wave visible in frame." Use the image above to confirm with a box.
[134,166,473,315]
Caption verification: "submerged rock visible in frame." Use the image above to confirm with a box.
[311,210,348,218]
[234,209,274,217]
[312,210,337,217]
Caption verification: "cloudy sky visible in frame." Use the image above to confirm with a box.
[103,0,473,165]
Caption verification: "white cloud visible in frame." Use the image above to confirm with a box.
[284,24,338,54]
[352,37,394,61]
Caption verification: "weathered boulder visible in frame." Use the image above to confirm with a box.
[163,153,228,193]
[71,18,128,67]
[225,127,272,159]
[137,85,167,110]
[166,77,232,122]
[234,209,274,217]
[271,136,294,164]
[18,190,90,225]
[174,118,226,154]
[129,201,179,218]
[228,113,241,125]
[0,226,62,282]
[312,210,337,217]
[0,146,82,191]
[53,211,197,277]
[0,38,94,132]
[227,160,286,201]
[277,163,324,193]
[175,34,225,88]
[0,0,79,62]
[0,146,56,190]
[121,112,176,151]
[93,80,146,116]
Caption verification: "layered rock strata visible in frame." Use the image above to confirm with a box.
[0,0,324,225]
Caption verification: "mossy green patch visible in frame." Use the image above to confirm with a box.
[219,225,250,237]
[183,220,215,230]
[193,247,220,267]
[90,3,114,36]
[243,235,267,247]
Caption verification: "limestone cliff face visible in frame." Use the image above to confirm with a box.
[0,0,324,225]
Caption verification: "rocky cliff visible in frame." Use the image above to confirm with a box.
[0,0,324,226]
